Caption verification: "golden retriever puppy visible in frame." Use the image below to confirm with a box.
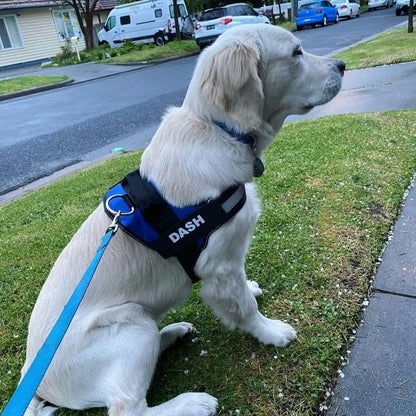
[22,24,344,416]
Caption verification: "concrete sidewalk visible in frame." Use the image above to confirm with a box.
[2,57,416,416]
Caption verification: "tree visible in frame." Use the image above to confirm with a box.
[409,0,414,33]
[173,0,181,40]
[60,0,100,50]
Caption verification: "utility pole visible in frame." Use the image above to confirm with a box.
[291,0,298,21]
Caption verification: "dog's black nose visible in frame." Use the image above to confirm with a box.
[337,60,346,74]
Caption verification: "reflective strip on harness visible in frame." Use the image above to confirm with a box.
[103,169,246,282]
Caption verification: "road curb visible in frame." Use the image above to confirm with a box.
[0,78,74,101]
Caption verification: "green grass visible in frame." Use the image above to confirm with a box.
[277,20,297,31]
[2,111,416,415]
[334,27,416,69]
[45,39,199,67]
[0,75,69,94]
[104,39,199,63]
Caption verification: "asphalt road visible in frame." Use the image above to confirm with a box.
[0,7,411,196]
[296,5,406,55]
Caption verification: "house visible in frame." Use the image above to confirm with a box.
[0,0,117,69]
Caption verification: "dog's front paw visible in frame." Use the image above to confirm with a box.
[261,319,297,347]
[247,313,297,347]
[174,392,218,416]
[160,322,196,351]
[149,392,217,416]
[247,280,263,297]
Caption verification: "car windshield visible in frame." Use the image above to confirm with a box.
[199,8,226,21]
[331,0,345,4]
[300,2,320,8]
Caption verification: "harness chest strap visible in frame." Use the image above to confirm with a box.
[104,170,247,282]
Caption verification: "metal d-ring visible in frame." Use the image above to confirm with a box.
[105,194,135,216]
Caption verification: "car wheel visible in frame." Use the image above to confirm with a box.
[396,8,401,14]
[154,32,165,46]
[322,15,327,26]
[335,13,339,23]
[297,25,303,30]
[357,8,360,16]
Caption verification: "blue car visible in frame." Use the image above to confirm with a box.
[296,0,339,30]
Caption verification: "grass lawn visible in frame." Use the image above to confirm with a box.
[1,110,416,415]
[104,39,199,64]
[0,75,69,95]
[334,27,416,69]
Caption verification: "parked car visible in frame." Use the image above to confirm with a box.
[98,0,190,47]
[331,0,360,18]
[296,0,339,30]
[395,0,410,14]
[368,0,393,10]
[194,3,270,49]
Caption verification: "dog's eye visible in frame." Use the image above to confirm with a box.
[294,47,303,57]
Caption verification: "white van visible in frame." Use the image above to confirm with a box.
[98,0,190,47]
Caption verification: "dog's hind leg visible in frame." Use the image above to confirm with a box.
[23,395,57,416]
[32,303,161,413]
[79,305,216,416]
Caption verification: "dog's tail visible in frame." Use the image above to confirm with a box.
[24,395,58,416]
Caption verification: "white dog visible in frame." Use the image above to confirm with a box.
[22,24,344,416]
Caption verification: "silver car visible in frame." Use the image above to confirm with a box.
[368,0,394,10]
[331,0,360,18]
[194,3,270,49]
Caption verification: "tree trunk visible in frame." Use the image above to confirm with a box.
[62,0,99,50]
[173,0,181,41]
[84,12,95,49]
[409,0,414,33]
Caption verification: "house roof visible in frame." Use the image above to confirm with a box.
[0,0,117,11]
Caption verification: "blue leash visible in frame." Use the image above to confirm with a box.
[1,212,122,416]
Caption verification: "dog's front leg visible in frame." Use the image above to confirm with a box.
[200,271,296,347]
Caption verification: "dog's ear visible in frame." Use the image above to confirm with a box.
[199,38,264,128]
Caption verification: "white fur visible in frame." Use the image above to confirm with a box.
[21,24,344,416]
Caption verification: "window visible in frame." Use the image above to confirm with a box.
[0,15,23,50]
[169,4,187,18]
[53,10,82,41]
[242,5,258,15]
[229,5,258,16]
[106,15,116,31]
[300,2,319,9]
[155,9,162,18]
[199,8,225,21]
[120,15,131,25]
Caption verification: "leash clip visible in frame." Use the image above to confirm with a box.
[105,194,136,234]
[107,210,121,234]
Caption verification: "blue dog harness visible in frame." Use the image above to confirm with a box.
[104,169,246,282]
